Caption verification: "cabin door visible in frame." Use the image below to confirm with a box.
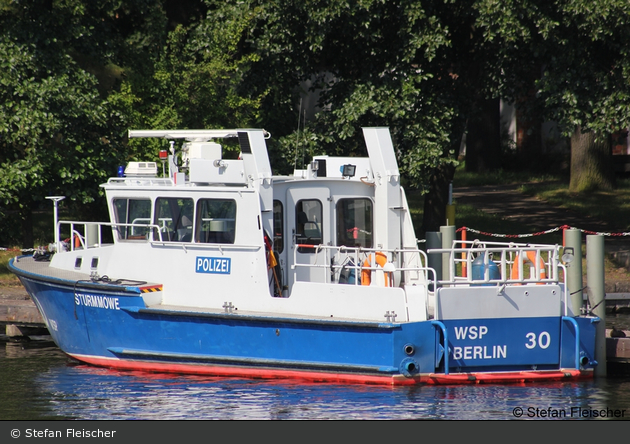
[286,187,331,291]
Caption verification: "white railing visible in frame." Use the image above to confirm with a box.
[55,220,261,252]
[106,177,174,187]
[291,243,433,288]
[56,221,164,252]
[427,240,562,286]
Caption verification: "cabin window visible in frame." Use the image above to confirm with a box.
[113,198,152,241]
[336,198,373,248]
[296,199,322,253]
[273,200,284,253]
[196,199,236,244]
[154,197,194,242]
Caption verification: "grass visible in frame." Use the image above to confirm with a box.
[0,207,76,286]
[453,168,562,188]
[452,162,630,234]
[520,178,630,232]
[448,166,630,281]
[0,250,24,286]
[406,163,566,245]
[437,162,630,234]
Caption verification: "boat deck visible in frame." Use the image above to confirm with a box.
[12,255,94,282]
[10,255,162,293]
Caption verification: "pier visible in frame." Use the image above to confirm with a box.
[0,287,47,338]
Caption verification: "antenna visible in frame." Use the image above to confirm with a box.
[46,196,65,252]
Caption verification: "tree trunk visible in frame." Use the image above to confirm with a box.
[421,162,456,235]
[516,106,542,163]
[21,205,34,249]
[569,126,615,192]
[465,98,502,172]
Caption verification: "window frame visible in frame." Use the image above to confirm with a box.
[195,198,237,244]
[335,197,373,248]
[112,198,152,241]
[153,197,195,243]
[295,199,323,253]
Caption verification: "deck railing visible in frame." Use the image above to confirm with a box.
[426,240,563,286]
[291,243,434,288]
[55,221,165,252]
[54,220,262,253]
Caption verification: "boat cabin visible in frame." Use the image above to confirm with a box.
[49,128,430,323]
[47,127,570,327]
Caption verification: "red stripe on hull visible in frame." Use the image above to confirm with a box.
[70,354,594,386]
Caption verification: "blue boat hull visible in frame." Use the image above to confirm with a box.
[13,262,598,385]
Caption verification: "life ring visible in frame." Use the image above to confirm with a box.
[510,251,546,282]
[361,252,393,287]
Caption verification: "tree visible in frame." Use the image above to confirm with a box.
[569,127,615,192]
[235,0,509,232]
[113,1,267,161]
[0,1,163,247]
[476,0,630,191]
[537,1,630,192]
[5,0,629,248]
[0,1,268,247]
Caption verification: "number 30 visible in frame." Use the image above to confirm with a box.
[525,331,551,349]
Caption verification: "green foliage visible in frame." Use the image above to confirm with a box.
[239,0,467,185]
[0,1,143,245]
[2,0,630,246]
[476,0,630,137]
[118,1,265,160]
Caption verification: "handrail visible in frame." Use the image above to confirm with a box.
[291,243,429,286]
[149,241,261,251]
[427,242,562,286]
[106,177,174,186]
[57,220,164,252]
[56,220,261,252]
[562,316,581,369]
[559,263,569,316]
[431,320,449,375]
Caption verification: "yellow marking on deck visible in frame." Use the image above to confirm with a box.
[140,285,163,293]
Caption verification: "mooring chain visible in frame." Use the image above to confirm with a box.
[456,225,630,239]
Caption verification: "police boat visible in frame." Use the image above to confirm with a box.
[9,127,599,385]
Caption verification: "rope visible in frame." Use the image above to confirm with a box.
[0,247,37,253]
[456,224,630,238]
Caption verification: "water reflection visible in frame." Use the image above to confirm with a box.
[2,336,630,420]
[33,366,630,420]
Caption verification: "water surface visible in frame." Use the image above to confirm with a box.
[1,335,629,420]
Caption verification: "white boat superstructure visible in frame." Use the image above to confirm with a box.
[46,128,432,323]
